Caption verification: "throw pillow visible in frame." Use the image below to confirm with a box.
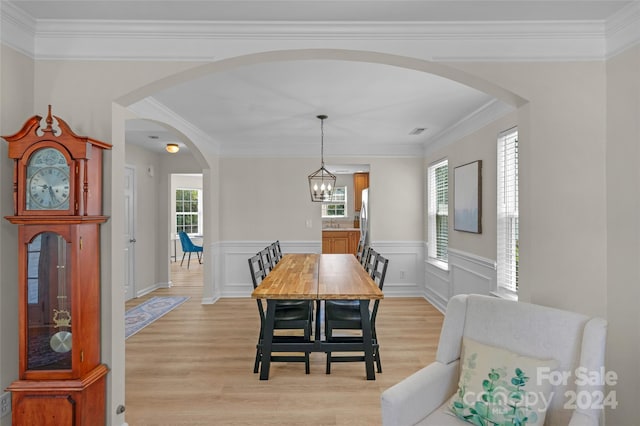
[448,337,559,426]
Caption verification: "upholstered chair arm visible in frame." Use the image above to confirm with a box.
[380,360,459,426]
[568,411,599,426]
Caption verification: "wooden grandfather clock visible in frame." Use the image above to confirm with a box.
[3,106,111,425]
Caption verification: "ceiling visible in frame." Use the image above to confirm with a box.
[6,0,636,157]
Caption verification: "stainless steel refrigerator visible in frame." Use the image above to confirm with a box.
[359,188,369,246]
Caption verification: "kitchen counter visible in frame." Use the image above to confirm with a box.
[322,227,360,231]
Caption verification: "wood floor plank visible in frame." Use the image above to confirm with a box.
[124,262,444,425]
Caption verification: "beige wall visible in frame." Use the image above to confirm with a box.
[425,111,518,260]
[0,43,637,424]
[0,45,34,426]
[605,44,640,426]
[449,61,608,317]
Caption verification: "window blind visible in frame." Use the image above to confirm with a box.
[497,128,519,293]
[428,159,449,262]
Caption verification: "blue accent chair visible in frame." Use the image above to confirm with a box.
[178,231,203,269]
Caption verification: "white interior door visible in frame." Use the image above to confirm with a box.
[124,166,136,301]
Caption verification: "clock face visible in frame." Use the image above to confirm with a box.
[26,148,71,210]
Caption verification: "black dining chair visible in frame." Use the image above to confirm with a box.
[249,254,312,374]
[324,252,389,374]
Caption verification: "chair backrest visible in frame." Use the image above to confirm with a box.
[178,231,195,251]
[248,254,266,289]
[274,240,283,261]
[371,253,388,290]
[363,247,378,277]
[258,247,274,273]
[370,253,389,325]
[268,242,280,265]
[355,240,366,263]
[436,294,607,426]
[248,254,268,327]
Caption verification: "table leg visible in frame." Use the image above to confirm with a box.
[260,300,277,380]
[360,300,375,380]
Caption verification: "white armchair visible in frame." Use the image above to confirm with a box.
[381,294,607,426]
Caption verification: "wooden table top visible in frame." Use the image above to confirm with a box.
[251,254,319,299]
[251,253,383,300]
[318,254,383,300]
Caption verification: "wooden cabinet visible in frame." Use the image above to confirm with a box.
[323,230,360,254]
[354,172,369,212]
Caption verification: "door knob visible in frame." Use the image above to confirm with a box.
[129,238,137,243]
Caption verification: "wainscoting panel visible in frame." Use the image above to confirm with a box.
[424,260,450,313]
[215,241,422,298]
[449,248,496,298]
[370,241,423,297]
[424,248,496,313]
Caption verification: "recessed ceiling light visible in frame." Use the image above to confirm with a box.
[166,143,179,153]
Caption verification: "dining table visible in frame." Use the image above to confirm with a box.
[251,253,384,380]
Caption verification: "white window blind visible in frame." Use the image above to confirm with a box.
[497,128,519,294]
[428,159,449,263]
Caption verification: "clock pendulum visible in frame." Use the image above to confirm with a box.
[50,236,71,353]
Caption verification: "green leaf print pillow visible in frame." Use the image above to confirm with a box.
[449,337,559,426]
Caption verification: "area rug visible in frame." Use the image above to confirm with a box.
[125,296,190,339]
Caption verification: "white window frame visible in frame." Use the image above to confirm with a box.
[497,127,519,299]
[175,188,203,236]
[427,159,449,269]
[321,186,347,218]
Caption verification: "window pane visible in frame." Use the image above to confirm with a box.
[497,128,519,294]
[428,159,448,263]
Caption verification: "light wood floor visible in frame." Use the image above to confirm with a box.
[125,262,444,425]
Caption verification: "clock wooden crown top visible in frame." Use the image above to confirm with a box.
[3,105,111,161]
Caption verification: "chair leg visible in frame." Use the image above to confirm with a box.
[180,252,186,267]
[375,343,382,373]
[187,252,192,269]
[305,326,310,374]
[254,343,261,374]
[197,251,203,264]
[325,323,332,374]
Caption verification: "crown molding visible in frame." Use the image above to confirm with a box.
[127,97,221,156]
[31,19,608,61]
[0,0,36,58]
[606,1,640,58]
[424,99,515,156]
[3,1,640,61]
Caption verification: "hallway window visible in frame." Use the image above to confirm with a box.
[428,159,449,266]
[176,188,201,235]
[322,186,347,217]
[497,127,519,297]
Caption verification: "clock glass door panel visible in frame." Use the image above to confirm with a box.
[26,147,71,211]
[26,232,72,371]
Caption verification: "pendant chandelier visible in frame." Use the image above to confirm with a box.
[308,115,336,202]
